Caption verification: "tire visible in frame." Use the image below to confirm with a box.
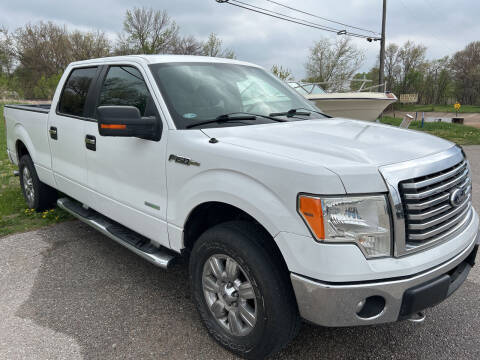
[189,221,300,359]
[19,155,58,211]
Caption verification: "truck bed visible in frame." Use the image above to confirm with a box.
[4,103,51,171]
[4,104,51,114]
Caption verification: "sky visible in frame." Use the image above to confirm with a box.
[1,0,478,80]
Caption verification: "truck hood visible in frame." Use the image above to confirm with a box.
[202,118,454,193]
[201,118,453,168]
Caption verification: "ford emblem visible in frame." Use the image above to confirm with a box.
[450,187,467,207]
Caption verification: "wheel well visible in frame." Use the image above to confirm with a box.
[183,202,293,297]
[183,202,286,262]
[183,202,258,250]
[16,140,29,160]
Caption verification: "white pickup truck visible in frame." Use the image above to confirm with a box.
[4,55,479,359]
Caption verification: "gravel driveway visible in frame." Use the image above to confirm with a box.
[1,146,480,360]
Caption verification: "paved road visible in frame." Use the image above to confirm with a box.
[1,147,480,360]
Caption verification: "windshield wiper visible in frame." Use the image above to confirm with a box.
[270,108,311,118]
[295,107,332,118]
[185,112,285,129]
[269,108,331,118]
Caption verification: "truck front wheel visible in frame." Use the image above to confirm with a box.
[189,221,300,359]
[19,155,57,211]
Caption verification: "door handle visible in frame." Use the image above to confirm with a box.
[85,135,96,151]
[49,126,57,140]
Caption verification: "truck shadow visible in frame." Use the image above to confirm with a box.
[16,221,480,360]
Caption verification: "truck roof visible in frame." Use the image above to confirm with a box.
[69,54,261,68]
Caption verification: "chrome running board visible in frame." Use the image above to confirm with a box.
[57,197,176,269]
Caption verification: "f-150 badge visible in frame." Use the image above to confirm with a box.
[168,154,200,166]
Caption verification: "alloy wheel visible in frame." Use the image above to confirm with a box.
[202,254,257,336]
[22,166,35,207]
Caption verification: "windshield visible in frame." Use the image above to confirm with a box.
[149,62,322,129]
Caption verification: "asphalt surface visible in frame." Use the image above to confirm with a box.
[1,146,480,360]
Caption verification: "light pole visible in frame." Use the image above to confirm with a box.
[379,0,386,89]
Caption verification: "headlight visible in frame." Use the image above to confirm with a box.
[298,194,391,258]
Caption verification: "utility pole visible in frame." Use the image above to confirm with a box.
[378,0,386,89]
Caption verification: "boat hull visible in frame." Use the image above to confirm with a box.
[307,96,397,122]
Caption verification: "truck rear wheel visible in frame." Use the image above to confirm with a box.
[19,155,58,211]
[189,221,300,359]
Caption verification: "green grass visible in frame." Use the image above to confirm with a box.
[381,116,480,145]
[0,103,71,237]
[392,104,480,114]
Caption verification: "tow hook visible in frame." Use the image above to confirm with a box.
[408,311,426,323]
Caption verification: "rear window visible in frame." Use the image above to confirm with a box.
[58,67,97,117]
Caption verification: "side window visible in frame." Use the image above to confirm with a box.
[98,66,153,117]
[58,67,97,117]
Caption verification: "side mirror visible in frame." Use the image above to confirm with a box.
[97,106,160,140]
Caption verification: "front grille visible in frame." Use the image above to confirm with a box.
[399,158,472,251]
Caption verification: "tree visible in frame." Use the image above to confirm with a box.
[420,56,453,104]
[33,73,62,99]
[384,43,400,90]
[173,35,203,55]
[116,7,179,54]
[0,26,15,75]
[380,41,437,103]
[70,30,110,60]
[450,41,480,105]
[305,37,365,91]
[14,22,72,97]
[202,33,235,59]
[271,64,293,81]
[15,22,71,76]
[396,41,427,94]
[0,26,16,96]
[14,21,112,98]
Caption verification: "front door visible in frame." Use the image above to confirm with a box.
[84,64,169,248]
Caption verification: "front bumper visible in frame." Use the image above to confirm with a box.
[291,231,479,327]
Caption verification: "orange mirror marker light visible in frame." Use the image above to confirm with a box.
[101,124,127,129]
[298,196,325,240]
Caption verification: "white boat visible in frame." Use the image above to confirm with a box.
[288,81,397,122]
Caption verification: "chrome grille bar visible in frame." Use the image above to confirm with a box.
[405,193,450,211]
[402,160,467,190]
[405,208,473,251]
[408,204,471,240]
[408,195,471,230]
[408,203,451,220]
[403,169,469,200]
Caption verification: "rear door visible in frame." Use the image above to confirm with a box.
[48,66,100,202]
[83,63,170,248]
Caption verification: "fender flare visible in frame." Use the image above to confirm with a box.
[14,123,36,162]
[170,169,309,240]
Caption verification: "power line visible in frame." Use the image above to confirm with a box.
[263,0,381,35]
[232,0,345,33]
[217,0,381,40]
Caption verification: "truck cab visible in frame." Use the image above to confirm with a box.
[4,55,479,359]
